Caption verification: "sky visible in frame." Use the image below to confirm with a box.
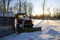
[10,0,60,16]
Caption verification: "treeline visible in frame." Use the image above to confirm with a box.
[29,14,51,19]
[30,13,60,20]
[30,8,60,20]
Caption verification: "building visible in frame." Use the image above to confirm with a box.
[0,12,15,37]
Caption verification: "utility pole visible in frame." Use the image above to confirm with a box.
[19,0,21,12]
[43,0,45,20]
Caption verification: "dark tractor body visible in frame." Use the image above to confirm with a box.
[15,13,33,33]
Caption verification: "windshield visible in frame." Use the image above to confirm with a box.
[18,15,24,19]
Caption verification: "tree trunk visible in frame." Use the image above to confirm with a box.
[3,0,6,16]
[7,0,10,12]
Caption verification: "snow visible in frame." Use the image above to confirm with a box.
[47,28,60,36]
[4,12,14,17]
[0,31,42,40]
[17,12,25,14]
[23,17,30,20]
[0,28,60,40]
[40,34,54,39]
[0,20,60,40]
[33,19,43,28]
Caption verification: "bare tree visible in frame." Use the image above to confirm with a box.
[17,0,33,16]
[53,8,60,19]
[28,2,33,17]
[18,0,27,15]
[13,2,19,12]
[14,0,23,13]
[23,0,27,15]
[1,0,12,15]
[7,0,12,12]
[19,0,22,12]
[0,0,2,12]
[47,7,51,18]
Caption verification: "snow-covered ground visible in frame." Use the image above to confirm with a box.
[32,19,43,28]
[0,20,60,40]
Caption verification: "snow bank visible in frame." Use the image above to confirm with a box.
[0,12,14,17]
[4,12,14,17]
